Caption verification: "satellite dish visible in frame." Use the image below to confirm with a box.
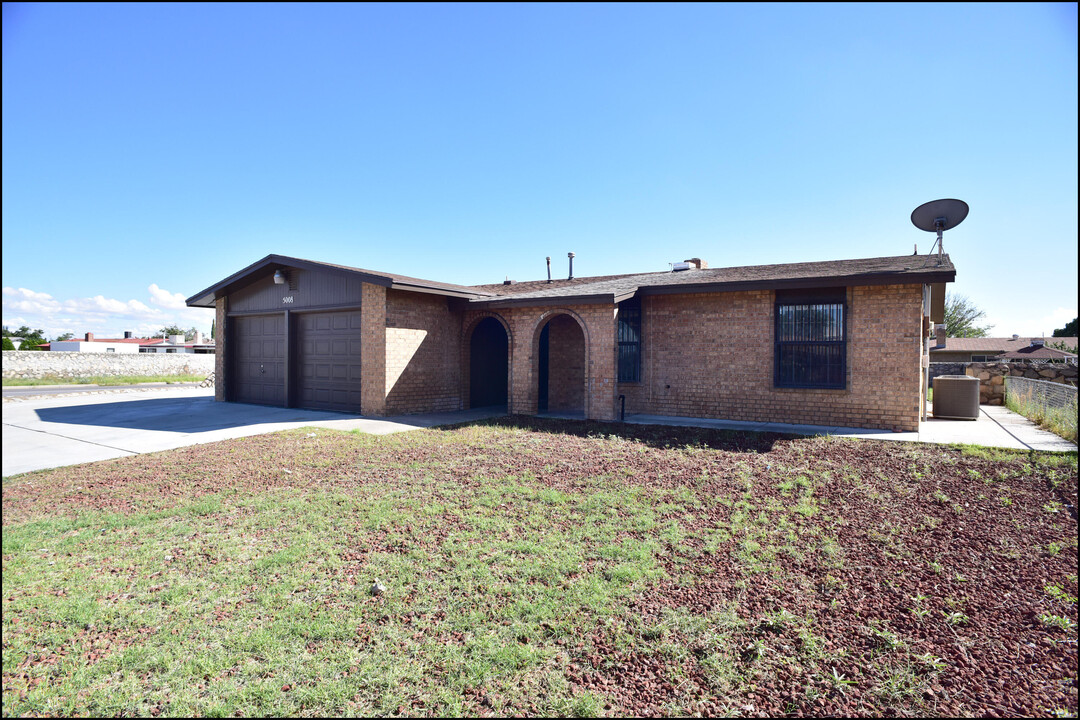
[911,198,968,262]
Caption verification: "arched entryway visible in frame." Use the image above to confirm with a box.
[469,317,509,409]
[536,314,586,416]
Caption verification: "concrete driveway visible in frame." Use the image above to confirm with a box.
[2,387,503,477]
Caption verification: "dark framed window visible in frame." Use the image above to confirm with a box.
[774,288,846,389]
[618,299,641,382]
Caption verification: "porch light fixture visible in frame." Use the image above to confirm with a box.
[273,269,287,285]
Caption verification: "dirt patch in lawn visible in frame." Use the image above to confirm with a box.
[3,417,1076,717]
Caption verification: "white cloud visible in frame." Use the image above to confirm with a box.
[148,283,189,310]
[3,287,55,301]
[2,283,213,339]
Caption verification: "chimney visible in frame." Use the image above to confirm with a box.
[568,252,575,280]
[934,324,946,348]
[683,258,708,269]
[85,332,94,342]
[193,331,203,344]
[124,331,133,339]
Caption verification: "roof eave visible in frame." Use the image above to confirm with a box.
[186,254,491,308]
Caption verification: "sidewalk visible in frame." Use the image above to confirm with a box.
[623,403,1076,452]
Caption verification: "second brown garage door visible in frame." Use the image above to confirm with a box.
[298,310,364,413]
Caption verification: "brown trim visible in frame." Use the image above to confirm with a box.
[472,293,618,309]
[637,271,954,297]
[227,302,364,317]
[187,253,491,308]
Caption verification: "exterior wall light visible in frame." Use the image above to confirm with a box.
[273,269,286,285]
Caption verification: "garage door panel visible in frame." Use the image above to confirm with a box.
[232,314,285,406]
[297,310,363,413]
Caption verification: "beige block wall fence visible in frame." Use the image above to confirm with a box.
[211,281,925,431]
[2,351,215,380]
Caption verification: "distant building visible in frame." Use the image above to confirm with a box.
[44,331,215,354]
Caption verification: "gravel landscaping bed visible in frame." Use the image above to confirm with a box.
[2,417,1076,717]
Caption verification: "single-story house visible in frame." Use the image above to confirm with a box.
[47,332,146,353]
[992,341,1078,363]
[929,333,1079,362]
[186,252,956,432]
[137,332,216,354]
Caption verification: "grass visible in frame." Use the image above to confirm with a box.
[1005,381,1078,443]
[2,420,1076,717]
[2,374,208,387]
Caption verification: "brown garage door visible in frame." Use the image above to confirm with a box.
[232,314,286,406]
[298,310,363,412]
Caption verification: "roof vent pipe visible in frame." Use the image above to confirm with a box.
[568,252,575,280]
[546,256,551,283]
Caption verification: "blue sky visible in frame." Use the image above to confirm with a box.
[3,2,1077,339]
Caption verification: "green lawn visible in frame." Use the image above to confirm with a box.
[3,420,1076,717]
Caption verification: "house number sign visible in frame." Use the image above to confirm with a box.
[282,296,295,304]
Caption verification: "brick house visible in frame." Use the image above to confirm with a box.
[186,253,955,431]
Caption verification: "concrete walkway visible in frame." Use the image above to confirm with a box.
[1,387,504,477]
[624,403,1076,452]
[3,386,1073,477]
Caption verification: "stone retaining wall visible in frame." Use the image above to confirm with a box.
[2,351,215,380]
[964,361,1078,405]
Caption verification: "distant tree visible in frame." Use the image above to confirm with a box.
[54,332,75,342]
[157,325,198,341]
[1,325,47,350]
[1,337,14,351]
[210,318,215,340]
[943,293,993,338]
[1048,340,1078,355]
[1052,317,1077,337]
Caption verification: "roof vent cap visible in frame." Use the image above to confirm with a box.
[1011,334,1019,341]
[1031,338,1045,347]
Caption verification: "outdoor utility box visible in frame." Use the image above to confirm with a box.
[932,375,980,420]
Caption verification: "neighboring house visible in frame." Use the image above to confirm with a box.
[992,341,1078,363]
[929,332,1080,362]
[186,253,956,432]
[138,332,215,354]
[47,332,146,353]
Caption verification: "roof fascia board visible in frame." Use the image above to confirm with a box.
[187,254,488,307]
[637,270,956,297]
[472,293,618,308]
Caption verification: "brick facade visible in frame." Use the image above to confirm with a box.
[211,270,926,431]
[214,297,227,402]
[615,284,923,431]
[384,290,461,414]
[360,283,386,416]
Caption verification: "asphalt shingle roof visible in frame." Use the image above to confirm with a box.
[469,254,956,305]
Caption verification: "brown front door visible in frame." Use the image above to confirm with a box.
[297,310,363,413]
[232,314,286,406]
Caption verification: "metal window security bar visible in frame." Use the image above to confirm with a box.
[774,289,846,389]
[618,301,641,383]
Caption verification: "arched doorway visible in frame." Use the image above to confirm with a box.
[469,317,509,409]
[537,314,585,416]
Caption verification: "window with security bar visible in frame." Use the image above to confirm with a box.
[617,300,641,383]
[774,289,846,389]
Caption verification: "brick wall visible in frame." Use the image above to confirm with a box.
[215,297,227,401]
[360,283,386,416]
[616,284,923,431]
[462,304,617,420]
[384,289,462,414]
[546,314,585,412]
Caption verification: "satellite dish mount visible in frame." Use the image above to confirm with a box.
[910,199,969,265]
